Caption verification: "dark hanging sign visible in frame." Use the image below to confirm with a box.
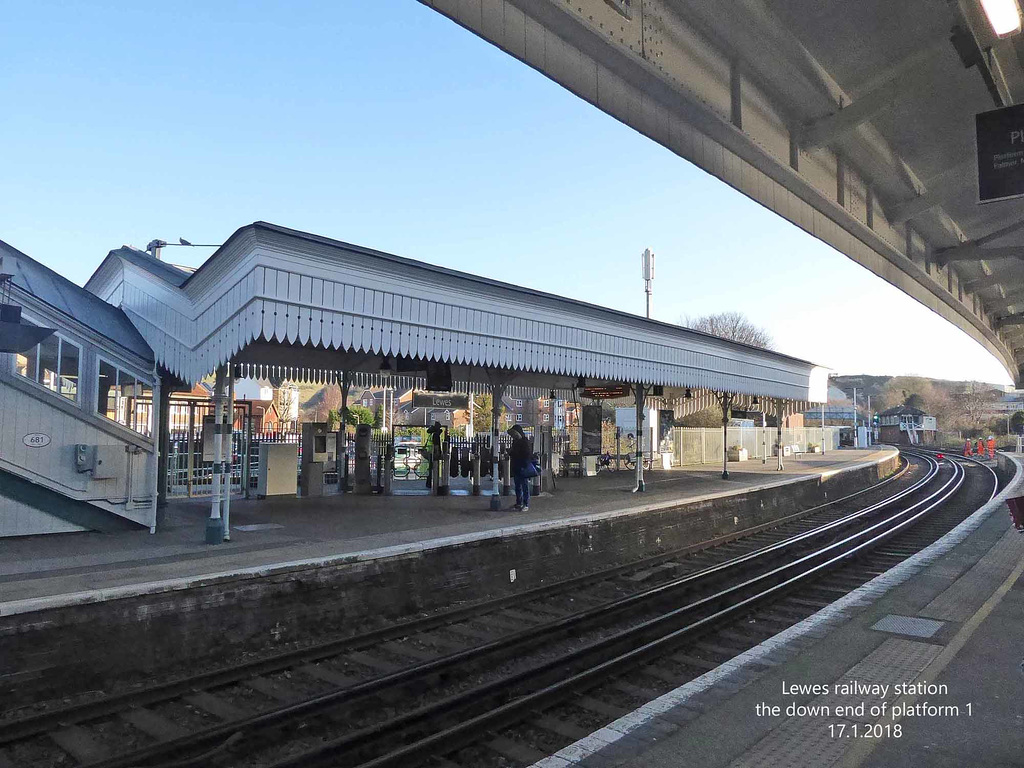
[412,392,468,409]
[581,404,603,455]
[581,385,631,400]
[976,103,1024,203]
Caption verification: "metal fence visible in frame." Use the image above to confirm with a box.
[166,399,258,498]
[166,420,844,497]
[671,426,841,466]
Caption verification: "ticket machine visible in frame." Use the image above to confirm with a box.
[301,422,335,497]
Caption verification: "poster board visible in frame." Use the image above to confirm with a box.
[581,404,603,456]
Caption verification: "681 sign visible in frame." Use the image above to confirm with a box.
[22,433,51,448]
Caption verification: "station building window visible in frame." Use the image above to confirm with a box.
[97,359,152,436]
[14,333,80,402]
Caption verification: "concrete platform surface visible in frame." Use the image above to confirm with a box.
[0,448,891,614]
[528,453,1023,768]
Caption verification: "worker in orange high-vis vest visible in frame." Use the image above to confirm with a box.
[964,439,974,456]
[987,436,996,460]
[977,438,986,457]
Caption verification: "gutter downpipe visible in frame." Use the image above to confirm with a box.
[149,363,161,533]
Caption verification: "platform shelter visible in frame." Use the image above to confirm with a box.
[85,222,829,540]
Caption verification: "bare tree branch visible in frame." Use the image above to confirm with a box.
[681,311,775,350]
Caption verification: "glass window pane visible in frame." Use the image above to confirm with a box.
[119,373,136,427]
[98,361,117,420]
[119,373,137,428]
[15,345,37,380]
[137,381,153,436]
[59,341,79,401]
[38,335,59,391]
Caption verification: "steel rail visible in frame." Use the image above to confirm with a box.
[0,456,911,749]
[266,456,967,768]
[34,455,936,768]
[62,457,933,768]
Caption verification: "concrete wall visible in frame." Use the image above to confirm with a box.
[1,452,898,703]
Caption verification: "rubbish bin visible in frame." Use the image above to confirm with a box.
[1007,496,1024,532]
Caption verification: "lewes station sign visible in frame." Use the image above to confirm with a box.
[412,392,469,409]
[976,103,1024,203]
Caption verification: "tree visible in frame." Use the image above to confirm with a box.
[326,409,341,431]
[677,405,723,428]
[950,382,998,430]
[472,393,504,434]
[345,404,375,426]
[372,404,383,429]
[904,393,926,411]
[681,311,774,350]
[1011,411,1024,434]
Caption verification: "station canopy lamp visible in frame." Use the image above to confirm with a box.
[981,0,1022,37]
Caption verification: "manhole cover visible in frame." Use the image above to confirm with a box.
[870,614,945,638]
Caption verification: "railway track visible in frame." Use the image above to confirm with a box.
[0,451,997,768]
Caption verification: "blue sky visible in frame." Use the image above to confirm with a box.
[0,0,1012,386]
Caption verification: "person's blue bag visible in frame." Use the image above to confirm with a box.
[520,461,539,479]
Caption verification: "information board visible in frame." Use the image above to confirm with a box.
[976,103,1024,203]
[412,392,469,409]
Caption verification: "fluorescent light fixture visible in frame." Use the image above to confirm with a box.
[981,0,1022,37]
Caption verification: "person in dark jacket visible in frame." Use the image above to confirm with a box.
[508,424,533,511]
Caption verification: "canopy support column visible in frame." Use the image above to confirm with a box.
[155,371,173,517]
[222,367,235,541]
[634,383,646,493]
[821,402,826,455]
[206,365,227,544]
[775,398,785,471]
[339,371,351,493]
[720,392,733,480]
[489,382,507,510]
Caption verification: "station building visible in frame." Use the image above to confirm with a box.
[0,222,829,537]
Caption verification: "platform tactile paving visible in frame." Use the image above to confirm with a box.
[841,638,941,683]
[922,530,1020,621]
[726,715,859,768]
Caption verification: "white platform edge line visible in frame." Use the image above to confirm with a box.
[529,453,1023,767]
[0,450,896,617]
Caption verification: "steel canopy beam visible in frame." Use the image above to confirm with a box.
[995,313,1024,327]
[987,288,1024,313]
[965,273,1010,291]
[798,38,944,150]
[890,161,973,225]
[936,245,1024,264]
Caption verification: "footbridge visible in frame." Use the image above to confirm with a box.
[421,0,1024,382]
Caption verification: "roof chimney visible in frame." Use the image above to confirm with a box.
[146,239,167,260]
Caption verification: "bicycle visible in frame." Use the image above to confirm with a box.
[621,436,652,471]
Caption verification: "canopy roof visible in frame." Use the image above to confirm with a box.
[421,0,1024,382]
[0,238,152,361]
[85,221,828,404]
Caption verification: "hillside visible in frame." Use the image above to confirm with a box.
[831,375,1009,402]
